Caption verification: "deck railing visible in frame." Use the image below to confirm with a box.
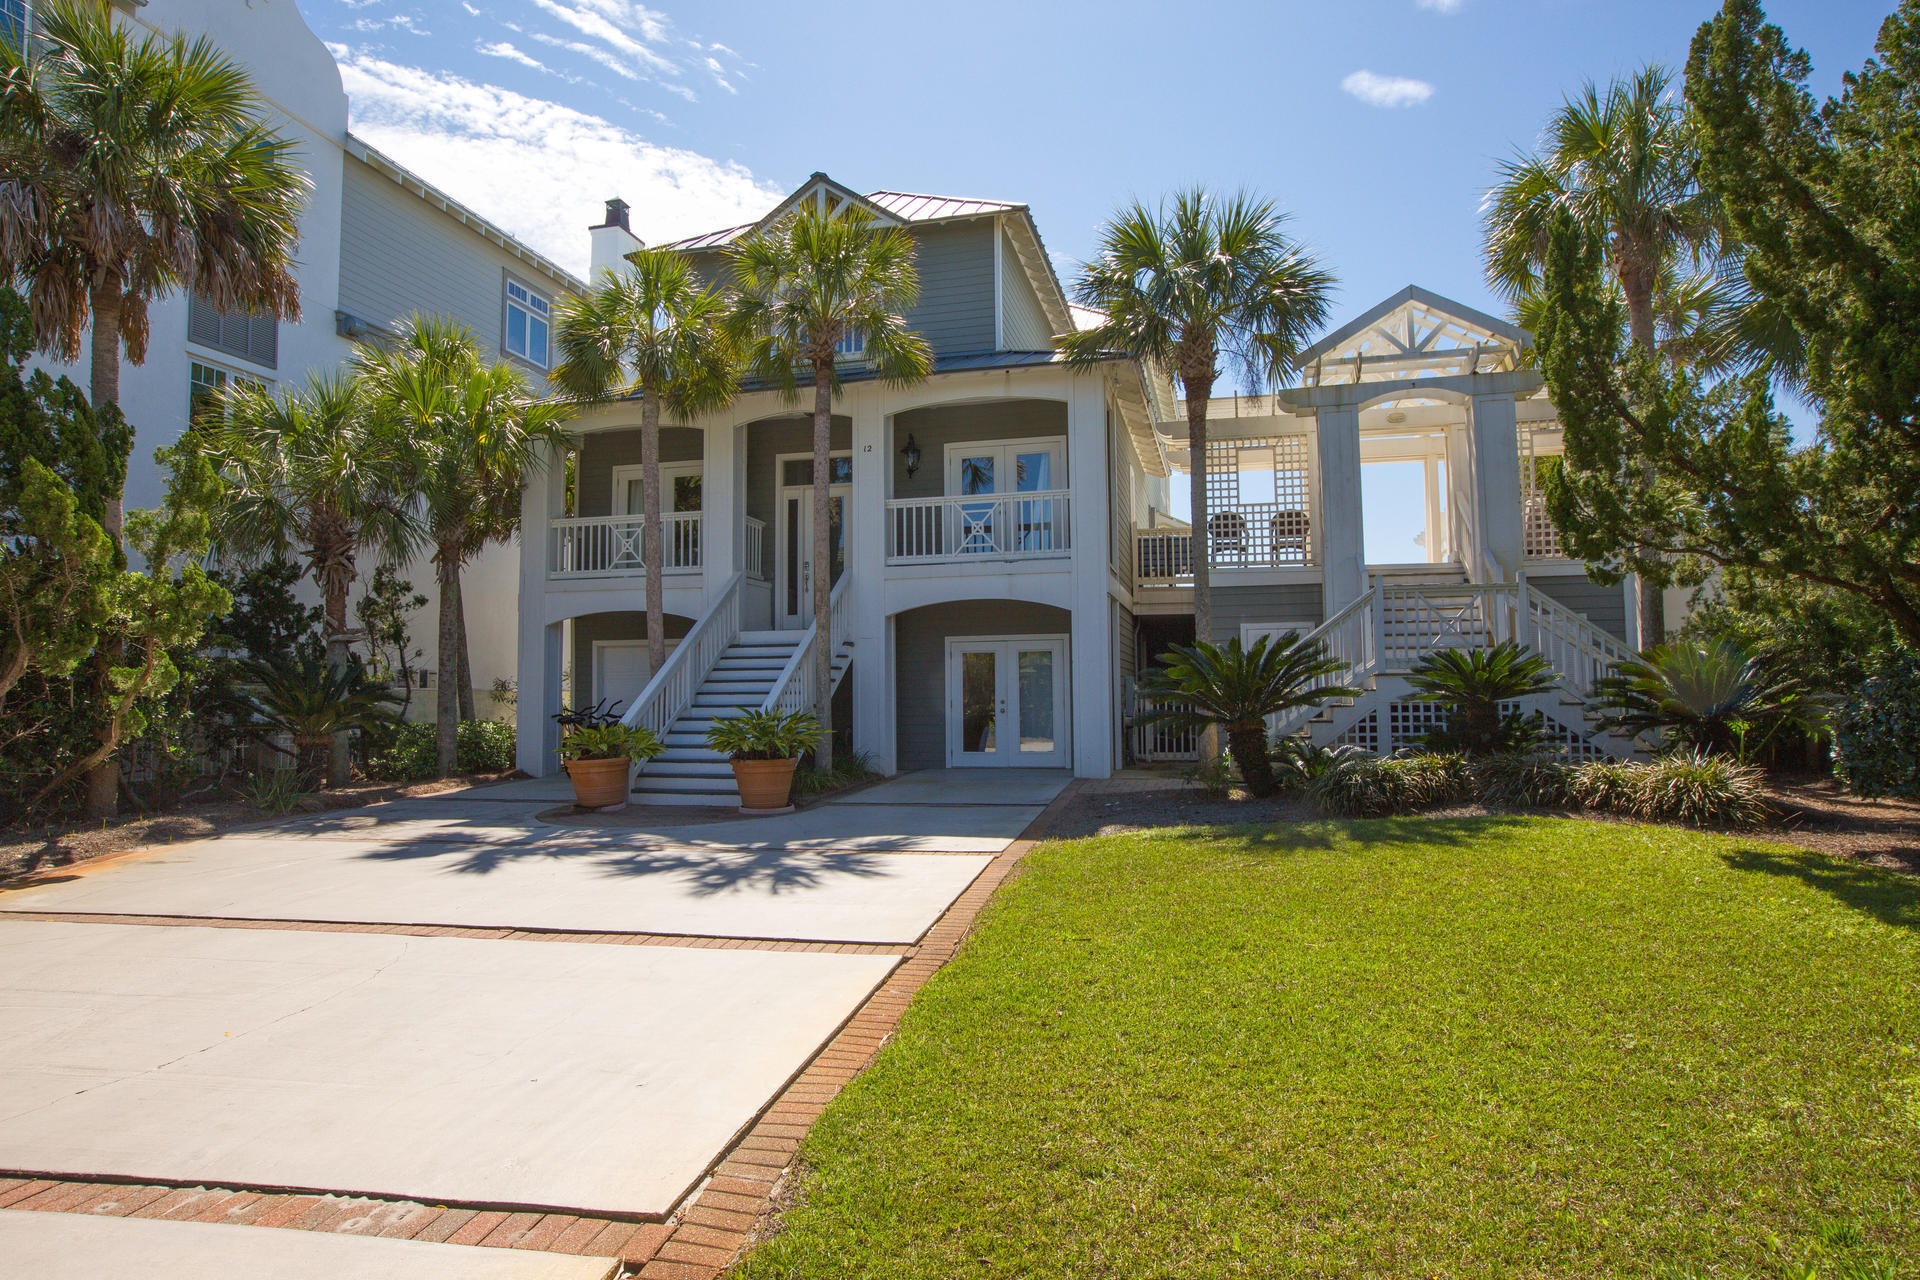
[744,516,767,581]
[621,571,743,741]
[764,576,853,716]
[550,512,701,578]
[887,491,1071,564]
[1136,505,1314,583]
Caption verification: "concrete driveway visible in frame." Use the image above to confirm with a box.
[0,768,1064,1269]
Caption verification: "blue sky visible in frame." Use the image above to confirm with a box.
[314,0,1890,556]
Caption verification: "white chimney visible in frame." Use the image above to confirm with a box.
[587,198,643,281]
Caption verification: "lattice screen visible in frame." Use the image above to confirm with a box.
[1385,701,1449,753]
[1518,427,1565,559]
[1202,436,1314,567]
[1332,711,1379,753]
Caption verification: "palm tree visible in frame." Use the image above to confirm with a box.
[0,0,306,816]
[240,655,400,789]
[725,205,932,768]
[1405,642,1559,755]
[191,373,417,786]
[355,318,571,776]
[1592,639,1801,756]
[1135,634,1356,798]
[1064,190,1334,669]
[552,248,737,683]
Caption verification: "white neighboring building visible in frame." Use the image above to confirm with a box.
[25,0,584,714]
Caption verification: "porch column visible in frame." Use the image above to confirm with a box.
[702,416,741,608]
[1314,404,1366,616]
[516,441,567,775]
[1446,422,1478,578]
[849,385,896,771]
[1068,376,1114,778]
[1468,393,1523,583]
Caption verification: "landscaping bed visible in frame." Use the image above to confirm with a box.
[736,817,1919,1278]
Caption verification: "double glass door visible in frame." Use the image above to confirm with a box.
[945,439,1064,556]
[947,638,1069,767]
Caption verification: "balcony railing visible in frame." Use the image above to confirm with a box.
[1136,504,1314,584]
[886,490,1071,565]
[550,512,701,579]
[745,515,767,582]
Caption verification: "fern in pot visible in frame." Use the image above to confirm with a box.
[558,722,664,809]
[706,708,825,813]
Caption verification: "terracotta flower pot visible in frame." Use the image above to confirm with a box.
[565,756,631,808]
[731,757,799,813]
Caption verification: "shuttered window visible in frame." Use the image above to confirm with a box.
[186,293,278,369]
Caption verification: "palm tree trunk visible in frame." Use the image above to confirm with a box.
[454,577,476,722]
[1185,375,1218,765]
[434,549,460,777]
[84,285,125,819]
[640,386,667,679]
[1619,265,1666,646]
[1226,722,1275,798]
[811,365,834,771]
[324,578,352,788]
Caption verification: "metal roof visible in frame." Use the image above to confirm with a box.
[865,191,1024,222]
[727,349,1069,394]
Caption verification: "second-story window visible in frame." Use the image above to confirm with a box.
[505,277,551,368]
[834,327,865,361]
[0,0,28,47]
[187,292,278,370]
[189,360,268,425]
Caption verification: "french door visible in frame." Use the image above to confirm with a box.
[776,453,852,630]
[946,637,1070,767]
[943,438,1065,556]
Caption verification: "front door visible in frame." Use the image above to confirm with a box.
[946,637,1069,767]
[776,453,852,630]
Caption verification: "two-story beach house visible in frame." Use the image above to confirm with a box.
[514,176,1646,801]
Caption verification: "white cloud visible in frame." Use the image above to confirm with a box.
[531,30,641,81]
[1415,0,1463,11]
[530,0,676,75]
[334,50,781,277]
[476,41,551,73]
[1341,69,1434,108]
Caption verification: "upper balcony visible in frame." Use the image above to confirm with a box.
[548,512,766,582]
[885,490,1071,565]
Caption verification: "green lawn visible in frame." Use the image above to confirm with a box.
[736,818,1920,1279]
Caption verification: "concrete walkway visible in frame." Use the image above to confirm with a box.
[0,766,1062,1271]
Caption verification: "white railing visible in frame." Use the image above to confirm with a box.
[1376,582,1521,670]
[550,512,701,579]
[1267,590,1379,740]
[744,516,767,581]
[1135,505,1314,585]
[622,571,743,740]
[887,490,1071,564]
[764,575,853,717]
[1520,580,1634,703]
[1131,690,1200,762]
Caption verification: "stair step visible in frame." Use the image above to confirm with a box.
[630,788,740,806]
[642,760,735,777]
[657,748,727,763]
[631,774,740,794]
[735,630,797,644]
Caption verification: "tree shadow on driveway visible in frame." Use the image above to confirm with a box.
[352,839,889,897]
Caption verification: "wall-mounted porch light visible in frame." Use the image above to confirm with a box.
[900,433,922,477]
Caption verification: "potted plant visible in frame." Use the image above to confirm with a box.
[705,708,825,814]
[558,722,665,809]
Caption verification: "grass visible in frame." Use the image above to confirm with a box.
[735,817,1920,1279]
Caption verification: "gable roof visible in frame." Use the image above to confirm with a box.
[1297,285,1528,385]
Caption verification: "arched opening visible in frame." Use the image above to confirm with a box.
[567,609,698,721]
[891,599,1072,772]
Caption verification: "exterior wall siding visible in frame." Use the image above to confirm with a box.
[339,156,565,379]
[903,221,996,356]
[1208,584,1325,645]
[745,416,853,581]
[1108,411,1134,591]
[890,399,1068,501]
[1530,572,1631,642]
[1000,225,1053,350]
[892,600,1073,772]
[575,426,704,519]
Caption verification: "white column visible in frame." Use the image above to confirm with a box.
[1468,393,1523,583]
[848,385,896,772]
[1423,456,1444,564]
[1314,404,1366,616]
[1067,376,1114,778]
[1446,421,1478,578]
[702,415,741,608]
[516,441,568,775]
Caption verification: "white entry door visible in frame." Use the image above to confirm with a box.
[776,453,852,630]
[591,640,676,719]
[946,637,1069,767]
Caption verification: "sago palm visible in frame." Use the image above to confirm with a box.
[192,373,417,785]
[1406,642,1559,756]
[240,655,399,789]
[0,0,306,816]
[1592,639,1800,756]
[356,317,571,777]
[1136,634,1356,797]
[553,248,737,680]
[1064,190,1333,667]
[725,205,932,767]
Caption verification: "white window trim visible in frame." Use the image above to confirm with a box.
[942,435,1068,497]
[610,461,702,514]
[943,633,1072,768]
[775,449,854,491]
[188,358,272,419]
[503,272,552,370]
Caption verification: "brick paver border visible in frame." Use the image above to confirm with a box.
[0,784,1078,1273]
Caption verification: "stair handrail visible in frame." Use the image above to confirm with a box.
[622,570,744,739]
[763,575,851,716]
[1267,588,1379,740]
[1519,581,1635,703]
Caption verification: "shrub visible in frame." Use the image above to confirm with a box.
[1469,751,1574,809]
[1405,642,1558,755]
[1182,754,1235,799]
[1832,654,1920,800]
[1307,752,1470,817]
[1592,640,1802,756]
[794,750,880,797]
[1268,738,1363,794]
[1630,750,1772,827]
[456,719,515,773]
[362,721,435,781]
[1566,758,1640,813]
